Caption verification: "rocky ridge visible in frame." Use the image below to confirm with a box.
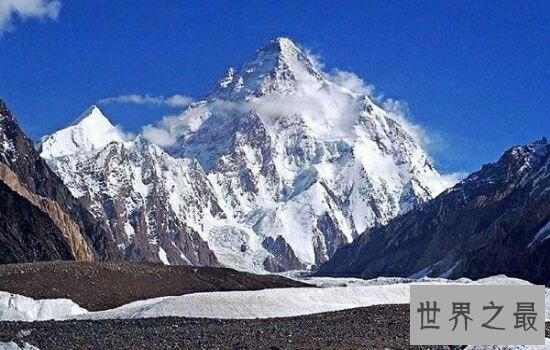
[318,138,550,284]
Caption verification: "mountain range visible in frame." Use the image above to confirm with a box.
[38,37,449,272]
[1,37,547,283]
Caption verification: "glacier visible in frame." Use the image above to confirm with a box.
[0,275,547,322]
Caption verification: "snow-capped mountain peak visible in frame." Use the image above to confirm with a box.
[40,38,454,273]
[211,37,325,100]
[72,104,109,125]
[262,37,321,75]
[40,105,127,159]
[40,105,222,266]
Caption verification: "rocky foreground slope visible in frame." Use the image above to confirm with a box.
[0,305,421,350]
[319,139,550,284]
[0,306,548,350]
[0,101,120,264]
[39,37,451,272]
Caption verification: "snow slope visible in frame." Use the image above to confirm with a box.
[76,275,550,321]
[0,343,40,350]
[39,105,128,160]
[78,285,410,320]
[39,109,221,266]
[0,275,547,322]
[0,291,86,322]
[172,38,452,270]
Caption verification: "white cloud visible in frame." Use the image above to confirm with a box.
[417,170,466,198]
[321,66,430,147]
[140,100,247,147]
[140,67,428,150]
[303,48,325,71]
[164,95,194,107]
[321,66,430,149]
[142,124,177,147]
[327,69,375,96]
[381,98,430,146]
[97,93,193,147]
[99,94,193,108]
[0,0,60,34]
[441,172,467,187]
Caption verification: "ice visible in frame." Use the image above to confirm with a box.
[75,275,550,321]
[0,291,87,321]
[0,275,547,322]
[0,343,40,350]
[76,285,412,320]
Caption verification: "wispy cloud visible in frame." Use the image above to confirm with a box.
[142,124,177,147]
[381,98,429,147]
[98,94,193,108]
[140,65,434,150]
[136,43,457,184]
[0,0,60,34]
[441,172,467,186]
[328,69,375,96]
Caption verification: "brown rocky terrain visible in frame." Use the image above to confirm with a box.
[0,305,435,349]
[1,305,547,349]
[0,261,308,311]
[0,163,93,261]
[0,181,75,263]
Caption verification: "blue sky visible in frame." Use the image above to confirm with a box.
[0,0,548,174]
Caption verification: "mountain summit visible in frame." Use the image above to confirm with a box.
[211,37,324,100]
[40,105,126,159]
[40,38,452,272]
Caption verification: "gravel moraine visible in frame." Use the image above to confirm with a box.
[2,304,548,350]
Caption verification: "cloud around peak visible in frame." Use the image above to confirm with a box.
[142,123,177,147]
[0,0,61,34]
[138,46,432,150]
[98,94,194,108]
[104,40,456,183]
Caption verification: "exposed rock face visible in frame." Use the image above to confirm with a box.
[40,38,452,272]
[0,180,74,263]
[0,163,93,261]
[318,139,550,284]
[0,100,120,263]
[40,107,219,266]
[261,236,306,272]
